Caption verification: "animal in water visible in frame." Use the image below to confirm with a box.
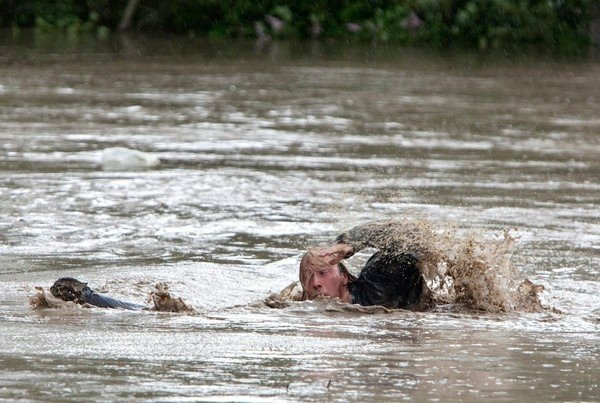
[50,277,145,310]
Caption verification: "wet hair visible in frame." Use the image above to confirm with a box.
[299,248,356,300]
[50,277,88,303]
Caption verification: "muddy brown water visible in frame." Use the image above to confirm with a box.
[0,35,599,401]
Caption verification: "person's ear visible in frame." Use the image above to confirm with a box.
[340,272,349,286]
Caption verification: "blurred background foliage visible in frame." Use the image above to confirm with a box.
[0,0,593,50]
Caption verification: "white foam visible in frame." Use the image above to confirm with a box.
[100,147,160,170]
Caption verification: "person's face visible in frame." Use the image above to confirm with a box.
[304,262,348,300]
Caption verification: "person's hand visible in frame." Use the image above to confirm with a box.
[318,243,354,265]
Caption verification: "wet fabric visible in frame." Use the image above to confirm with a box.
[81,288,145,310]
[348,252,424,309]
[335,221,428,309]
[50,277,145,310]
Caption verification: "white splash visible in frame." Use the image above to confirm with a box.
[100,147,160,170]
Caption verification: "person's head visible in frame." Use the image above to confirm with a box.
[50,277,88,304]
[299,248,356,301]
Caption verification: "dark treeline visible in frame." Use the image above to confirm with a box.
[0,0,593,50]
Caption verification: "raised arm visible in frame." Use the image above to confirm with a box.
[320,220,421,264]
[339,219,409,252]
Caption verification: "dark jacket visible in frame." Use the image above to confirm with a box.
[335,220,430,309]
[50,277,145,310]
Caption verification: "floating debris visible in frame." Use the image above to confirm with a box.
[100,147,160,170]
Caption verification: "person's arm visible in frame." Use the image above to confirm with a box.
[320,220,419,264]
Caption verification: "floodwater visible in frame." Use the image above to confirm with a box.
[0,35,599,401]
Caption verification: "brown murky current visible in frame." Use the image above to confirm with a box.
[0,35,599,401]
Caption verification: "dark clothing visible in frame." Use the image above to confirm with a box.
[82,287,145,310]
[50,277,145,310]
[335,220,429,309]
[348,252,425,309]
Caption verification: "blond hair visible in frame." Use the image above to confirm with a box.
[299,248,356,300]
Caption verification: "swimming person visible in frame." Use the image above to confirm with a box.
[43,278,195,312]
[50,277,146,310]
[299,220,432,310]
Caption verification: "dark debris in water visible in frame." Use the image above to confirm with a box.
[148,282,196,313]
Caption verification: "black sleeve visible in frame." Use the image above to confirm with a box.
[334,220,420,257]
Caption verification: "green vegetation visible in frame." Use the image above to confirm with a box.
[0,0,592,50]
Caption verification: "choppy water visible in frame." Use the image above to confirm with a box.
[1,35,599,401]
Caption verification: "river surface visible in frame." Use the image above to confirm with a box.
[0,35,599,401]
